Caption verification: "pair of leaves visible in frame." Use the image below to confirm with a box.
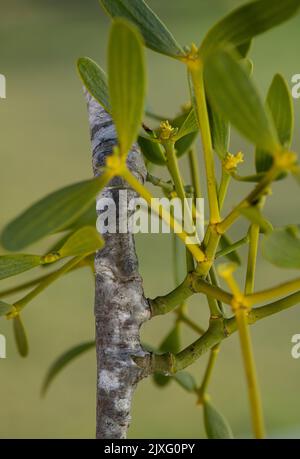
[100,0,300,62]
[256,74,294,173]
[1,173,111,252]
[262,225,300,269]
[0,227,103,281]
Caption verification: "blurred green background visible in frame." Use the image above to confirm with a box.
[1,0,300,439]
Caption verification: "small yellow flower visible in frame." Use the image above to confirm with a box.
[223,152,244,172]
[159,121,178,141]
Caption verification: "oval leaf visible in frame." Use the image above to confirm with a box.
[138,136,166,165]
[58,226,104,258]
[171,111,198,158]
[42,341,95,396]
[77,57,110,113]
[13,315,29,358]
[200,0,300,59]
[204,399,234,439]
[204,49,279,153]
[262,225,300,269]
[0,254,42,281]
[1,173,111,251]
[256,74,294,173]
[108,19,146,156]
[173,371,197,392]
[175,109,198,141]
[100,0,184,58]
[207,102,230,159]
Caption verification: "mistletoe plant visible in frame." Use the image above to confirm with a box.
[1,0,300,439]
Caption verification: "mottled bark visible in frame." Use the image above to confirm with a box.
[84,92,150,439]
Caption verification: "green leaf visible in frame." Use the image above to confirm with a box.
[100,0,184,58]
[77,57,110,113]
[1,173,111,252]
[207,102,230,159]
[153,323,181,388]
[256,74,294,173]
[219,235,241,265]
[204,399,234,439]
[138,136,166,165]
[0,301,12,316]
[13,315,29,358]
[108,19,146,156]
[200,0,300,59]
[173,371,197,392]
[204,49,279,152]
[58,226,104,258]
[175,132,197,158]
[262,225,300,269]
[67,203,97,232]
[171,111,198,158]
[175,109,198,140]
[0,254,42,281]
[42,341,95,396]
[240,207,273,234]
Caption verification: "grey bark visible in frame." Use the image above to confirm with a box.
[84,92,150,439]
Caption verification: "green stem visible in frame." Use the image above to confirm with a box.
[247,277,300,307]
[218,169,231,211]
[137,291,300,375]
[150,274,232,317]
[206,272,223,318]
[197,345,220,401]
[122,168,206,262]
[189,64,220,224]
[188,148,202,200]
[164,140,197,272]
[236,309,265,439]
[175,309,205,335]
[216,235,249,260]
[9,257,84,315]
[232,172,266,183]
[218,165,279,234]
[238,222,265,438]
[245,225,260,295]
[146,173,174,193]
